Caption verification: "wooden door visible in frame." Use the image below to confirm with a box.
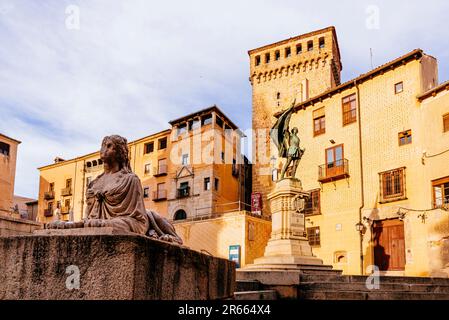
[325,145,343,177]
[373,219,405,271]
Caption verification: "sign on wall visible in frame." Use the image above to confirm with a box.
[229,245,241,268]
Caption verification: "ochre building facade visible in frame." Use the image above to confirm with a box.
[250,27,449,277]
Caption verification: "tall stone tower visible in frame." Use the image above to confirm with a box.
[249,26,342,216]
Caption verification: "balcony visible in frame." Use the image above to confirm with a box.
[61,206,70,215]
[153,165,168,177]
[61,187,72,196]
[44,209,53,217]
[318,159,349,183]
[177,186,190,199]
[152,189,167,201]
[44,191,55,200]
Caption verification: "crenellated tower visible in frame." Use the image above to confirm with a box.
[249,26,342,216]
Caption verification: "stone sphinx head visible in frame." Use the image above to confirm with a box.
[100,135,132,173]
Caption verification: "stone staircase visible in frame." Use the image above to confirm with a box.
[234,270,449,300]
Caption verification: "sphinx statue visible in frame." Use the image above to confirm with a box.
[46,135,183,245]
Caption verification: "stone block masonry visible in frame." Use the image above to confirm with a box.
[0,233,235,300]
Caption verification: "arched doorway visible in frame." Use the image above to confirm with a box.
[174,209,187,221]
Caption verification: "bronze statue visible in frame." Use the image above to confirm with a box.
[270,100,305,180]
[46,135,183,245]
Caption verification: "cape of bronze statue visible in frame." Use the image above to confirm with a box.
[46,135,183,245]
[270,100,305,180]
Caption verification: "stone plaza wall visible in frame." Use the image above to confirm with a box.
[0,233,235,300]
[0,215,42,236]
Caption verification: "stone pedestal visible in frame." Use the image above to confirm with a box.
[243,178,325,270]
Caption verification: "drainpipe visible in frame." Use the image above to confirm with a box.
[355,80,365,275]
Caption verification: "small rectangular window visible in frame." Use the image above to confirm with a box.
[143,187,149,198]
[144,163,151,175]
[342,94,357,125]
[307,40,313,51]
[144,142,154,154]
[432,176,449,208]
[313,107,325,136]
[285,47,291,58]
[443,114,449,133]
[0,142,10,156]
[265,52,270,63]
[398,130,412,146]
[319,37,325,49]
[214,178,219,191]
[49,183,55,192]
[255,55,261,66]
[181,154,189,166]
[395,82,403,94]
[379,168,406,202]
[275,50,280,61]
[204,177,211,191]
[201,114,212,126]
[305,189,321,216]
[158,137,167,150]
[66,179,72,188]
[307,227,320,246]
[296,44,302,54]
[157,158,167,175]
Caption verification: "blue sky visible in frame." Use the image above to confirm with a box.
[1,0,448,198]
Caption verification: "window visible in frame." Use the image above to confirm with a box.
[325,144,344,175]
[432,176,449,208]
[342,94,357,125]
[275,50,280,61]
[313,107,325,136]
[285,47,291,58]
[66,179,72,188]
[158,137,167,150]
[395,82,403,94]
[443,114,449,133]
[220,152,225,162]
[48,202,53,211]
[379,168,406,202]
[398,130,412,146]
[174,209,187,221]
[296,44,302,54]
[181,154,189,166]
[178,182,190,198]
[49,183,55,192]
[177,123,187,136]
[201,114,212,126]
[214,178,219,191]
[276,92,281,100]
[189,119,200,130]
[157,158,167,175]
[319,37,325,49]
[271,169,278,182]
[0,142,10,156]
[307,40,313,51]
[265,52,270,64]
[64,199,71,209]
[204,177,211,191]
[307,227,320,246]
[144,142,154,154]
[155,183,166,200]
[143,187,149,198]
[92,160,97,166]
[255,55,261,66]
[86,177,92,188]
[216,116,224,128]
[305,189,321,216]
[98,159,103,165]
[144,163,151,175]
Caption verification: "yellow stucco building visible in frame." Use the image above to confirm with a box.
[250,26,449,276]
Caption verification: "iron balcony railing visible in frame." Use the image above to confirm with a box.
[153,165,168,177]
[177,186,190,198]
[61,187,72,196]
[44,191,55,200]
[318,159,349,183]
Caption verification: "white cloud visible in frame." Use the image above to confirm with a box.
[1,0,448,198]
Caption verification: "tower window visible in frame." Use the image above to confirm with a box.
[204,177,211,191]
[0,142,10,156]
[285,47,291,58]
[307,40,313,51]
[319,37,325,49]
[255,55,261,66]
[395,82,404,94]
[398,130,412,146]
[275,50,280,61]
[265,53,270,64]
[296,44,302,54]
[276,92,281,100]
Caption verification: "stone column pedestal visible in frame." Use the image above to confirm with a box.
[243,178,325,270]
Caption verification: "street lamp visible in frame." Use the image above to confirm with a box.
[355,221,364,233]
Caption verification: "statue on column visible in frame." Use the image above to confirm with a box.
[270,100,305,180]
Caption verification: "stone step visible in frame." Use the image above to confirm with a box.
[234,290,278,300]
[299,290,449,300]
[299,282,449,293]
[300,274,449,285]
[236,280,261,292]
